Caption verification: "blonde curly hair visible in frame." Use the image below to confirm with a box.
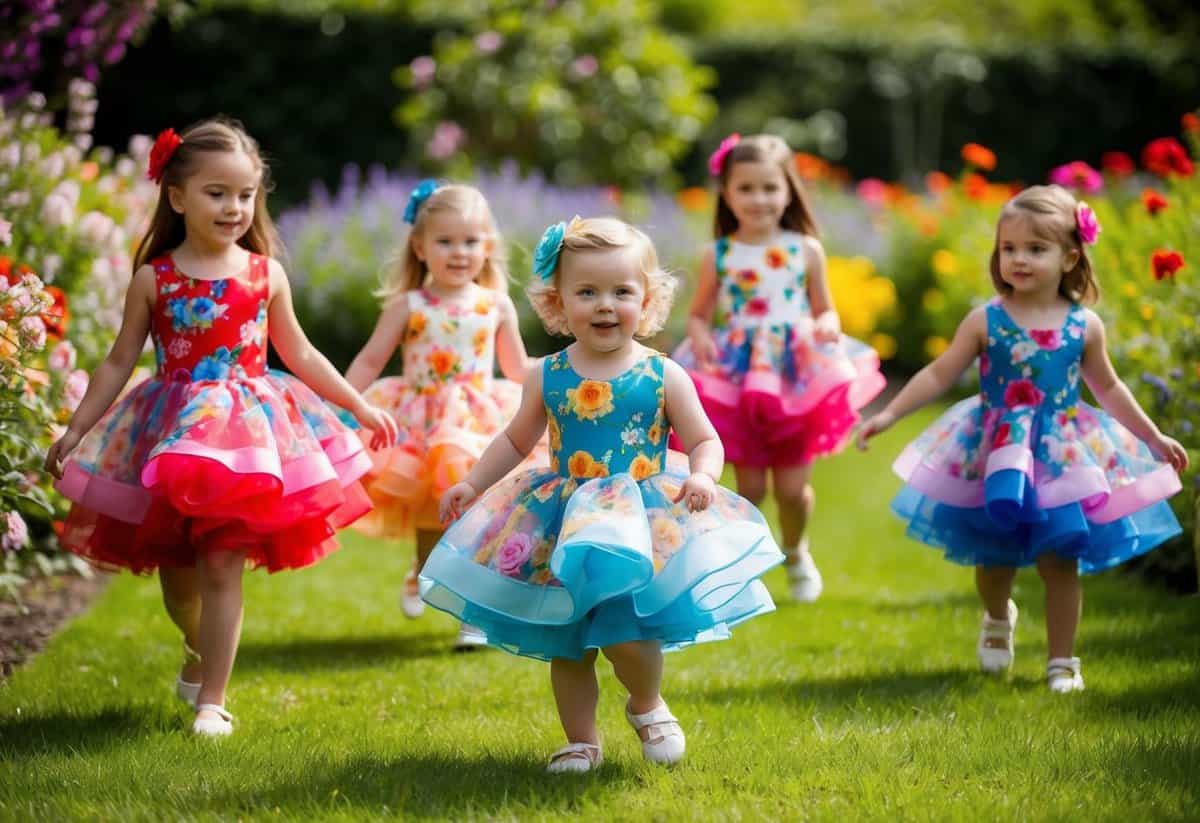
[526,217,677,338]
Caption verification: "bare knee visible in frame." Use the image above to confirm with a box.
[737,476,768,506]
[776,481,814,514]
[1036,555,1078,585]
[199,552,245,589]
[601,641,659,667]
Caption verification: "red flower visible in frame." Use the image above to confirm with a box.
[992,422,1012,448]
[1101,151,1135,177]
[963,173,989,201]
[42,286,69,339]
[1003,379,1044,408]
[1151,249,1184,281]
[746,297,770,316]
[1141,188,1169,216]
[1028,329,1061,350]
[147,128,183,183]
[961,143,997,172]
[1141,137,1194,178]
[1183,113,1200,134]
[0,255,11,283]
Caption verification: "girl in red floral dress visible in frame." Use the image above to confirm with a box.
[45,118,398,736]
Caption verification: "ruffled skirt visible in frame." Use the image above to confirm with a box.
[892,397,1182,573]
[56,371,373,573]
[419,469,784,660]
[674,324,885,467]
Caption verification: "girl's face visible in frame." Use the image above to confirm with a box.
[996,214,1079,298]
[168,149,259,251]
[414,209,493,291]
[558,246,647,354]
[722,160,791,237]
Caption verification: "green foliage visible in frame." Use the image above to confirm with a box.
[395,0,716,188]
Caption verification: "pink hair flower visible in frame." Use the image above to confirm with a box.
[1076,202,1101,245]
[708,133,740,177]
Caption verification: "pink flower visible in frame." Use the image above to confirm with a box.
[426,120,464,160]
[64,369,88,411]
[708,133,740,177]
[0,216,10,246]
[571,54,598,78]
[746,296,770,316]
[979,352,990,376]
[474,31,503,54]
[18,315,45,351]
[48,339,76,372]
[1028,329,1061,350]
[856,178,888,207]
[1003,379,1044,408]
[496,532,534,577]
[1075,202,1101,245]
[409,56,436,89]
[2,510,28,552]
[1049,161,1103,194]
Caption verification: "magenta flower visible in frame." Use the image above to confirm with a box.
[1075,202,1101,245]
[708,133,740,177]
[855,178,888,207]
[1028,329,1062,350]
[497,533,534,577]
[1049,161,1103,194]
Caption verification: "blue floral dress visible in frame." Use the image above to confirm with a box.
[892,299,1182,573]
[419,349,784,660]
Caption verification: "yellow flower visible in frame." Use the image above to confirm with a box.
[922,289,946,312]
[474,296,493,315]
[1140,304,1154,321]
[566,379,614,420]
[567,450,596,478]
[931,249,958,277]
[869,333,897,360]
[405,311,427,343]
[646,421,663,445]
[924,336,950,359]
[529,568,555,585]
[547,416,562,453]
[629,454,659,481]
[473,327,489,356]
[1121,282,1138,298]
[650,516,684,553]
[531,538,553,567]
[429,348,459,377]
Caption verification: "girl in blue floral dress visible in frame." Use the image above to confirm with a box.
[858,185,1188,693]
[422,217,783,772]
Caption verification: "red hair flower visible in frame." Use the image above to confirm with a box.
[1141,188,1168,216]
[1141,137,1194,178]
[147,128,183,183]
[1151,249,1184,281]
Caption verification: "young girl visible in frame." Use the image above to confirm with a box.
[44,119,398,736]
[676,133,886,602]
[343,181,532,647]
[858,185,1187,692]
[422,217,784,772]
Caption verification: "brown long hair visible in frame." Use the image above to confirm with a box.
[132,117,280,272]
[713,134,819,239]
[378,184,507,298]
[988,185,1099,305]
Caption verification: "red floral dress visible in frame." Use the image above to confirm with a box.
[56,253,373,572]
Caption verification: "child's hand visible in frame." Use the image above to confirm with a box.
[354,403,400,450]
[439,481,478,524]
[1149,432,1189,473]
[856,411,895,451]
[814,311,841,344]
[689,328,719,369]
[673,472,717,512]
[44,429,82,479]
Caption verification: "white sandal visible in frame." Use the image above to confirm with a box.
[175,641,202,708]
[626,701,685,765]
[977,599,1018,673]
[400,570,425,619]
[546,742,603,774]
[192,703,233,737]
[1046,657,1085,693]
[785,538,823,603]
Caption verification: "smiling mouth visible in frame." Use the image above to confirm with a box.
[592,322,619,329]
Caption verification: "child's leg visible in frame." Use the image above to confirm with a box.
[975,565,1018,624]
[550,650,601,744]
[602,640,664,716]
[772,463,815,559]
[1036,555,1081,660]
[159,566,202,682]
[734,465,768,507]
[195,549,247,712]
[414,528,440,574]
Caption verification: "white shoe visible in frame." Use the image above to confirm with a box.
[977,599,1018,673]
[546,742,603,774]
[1047,657,1085,693]
[453,623,488,650]
[400,573,425,619]
[192,703,233,737]
[786,540,823,603]
[625,701,685,765]
[175,641,201,707]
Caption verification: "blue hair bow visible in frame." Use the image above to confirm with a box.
[403,178,440,224]
[533,221,566,281]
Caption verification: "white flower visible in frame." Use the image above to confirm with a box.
[0,144,18,167]
[168,337,192,358]
[620,428,643,446]
[78,210,116,248]
[40,253,62,281]
[19,315,46,351]
[40,151,65,180]
[1009,341,1037,364]
[41,194,73,228]
[0,216,10,246]
[128,134,152,160]
[115,157,135,178]
[239,319,261,347]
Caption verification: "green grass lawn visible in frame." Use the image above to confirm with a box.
[2,406,1198,821]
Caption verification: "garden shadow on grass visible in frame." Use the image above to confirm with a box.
[234,632,450,673]
[204,749,638,816]
[0,707,145,760]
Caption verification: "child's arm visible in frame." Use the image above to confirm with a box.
[1080,309,1188,472]
[493,293,531,382]
[266,260,398,449]
[44,265,155,477]
[440,362,549,523]
[803,236,841,343]
[663,358,722,511]
[685,246,720,367]
[344,292,409,392]
[857,305,987,450]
